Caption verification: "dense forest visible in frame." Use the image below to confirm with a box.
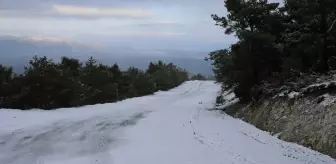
[207,0,336,102]
[0,56,189,110]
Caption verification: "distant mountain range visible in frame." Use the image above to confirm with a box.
[0,36,213,75]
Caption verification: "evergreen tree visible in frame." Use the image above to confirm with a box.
[208,0,336,101]
[190,74,207,80]
[283,0,336,72]
[210,0,283,101]
[0,56,189,110]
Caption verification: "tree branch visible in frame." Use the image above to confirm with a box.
[327,19,336,33]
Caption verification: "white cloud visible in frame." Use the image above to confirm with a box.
[92,31,186,37]
[52,5,152,18]
[0,17,186,40]
[27,36,103,49]
[0,0,236,53]
[155,20,178,24]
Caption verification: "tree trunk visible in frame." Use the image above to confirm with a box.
[249,42,259,84]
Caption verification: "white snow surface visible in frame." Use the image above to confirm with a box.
[320,94,336,107]
[0,81,335,164]
[288,91,300,99]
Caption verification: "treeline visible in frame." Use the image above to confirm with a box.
[207,0,336,102]
[190,74,207,80]
[0,56,189,110]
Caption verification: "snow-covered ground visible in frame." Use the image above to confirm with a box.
[0,81,335,164]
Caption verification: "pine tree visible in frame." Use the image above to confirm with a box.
[210,0,283,101]
[283,0,336,72]
[0,56,189,110]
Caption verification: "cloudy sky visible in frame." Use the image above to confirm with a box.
[0,0,280,57]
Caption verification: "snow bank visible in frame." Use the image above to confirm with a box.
[319,94,336,107]
[272,80,336,99]
[215,89,239,110]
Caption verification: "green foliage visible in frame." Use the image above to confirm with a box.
[208,0,336,102]
[283,0,336,72]
[190,74,207,80]
[209,0,283,101]
[0,65,13,84]
[146,61,189,91]
[0,56,188,110]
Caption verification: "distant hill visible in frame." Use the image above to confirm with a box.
[0,36,213,75]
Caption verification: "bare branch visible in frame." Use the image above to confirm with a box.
[327,19,336,33]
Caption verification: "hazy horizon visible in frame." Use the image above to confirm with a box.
[0,0,282,75]
[0,0,282,58]
[0,0,240,58]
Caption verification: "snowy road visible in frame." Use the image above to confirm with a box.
[0,81,335,164]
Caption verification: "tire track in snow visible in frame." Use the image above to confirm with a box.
[1,81,335,164]
[0,112,151,164]
[186,82,257,164]
[190,106,258,164]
